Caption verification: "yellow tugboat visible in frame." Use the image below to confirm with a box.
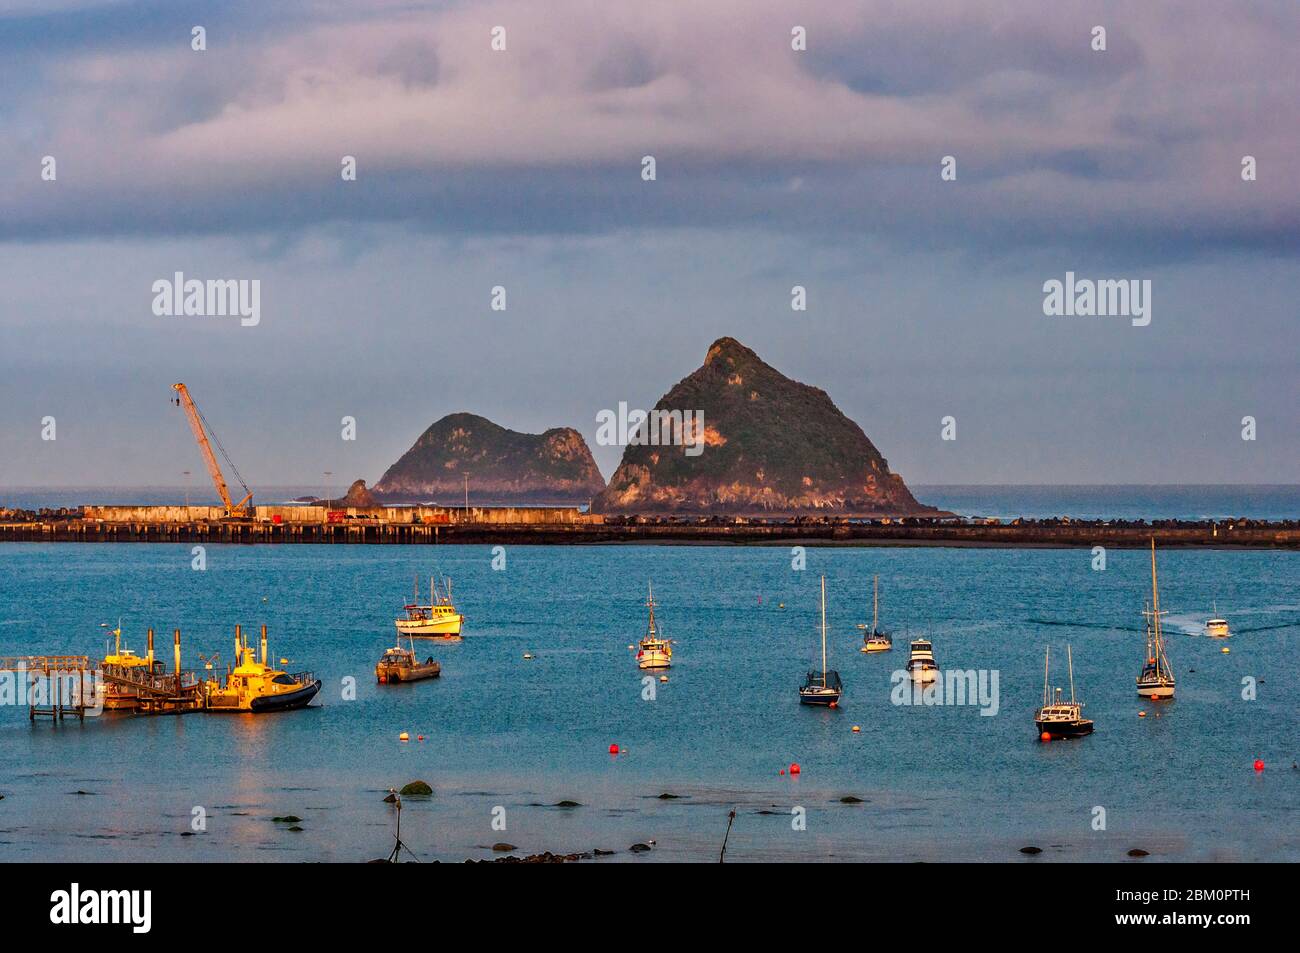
[203,625,320,712]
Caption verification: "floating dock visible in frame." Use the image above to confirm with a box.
[0,626,310,720]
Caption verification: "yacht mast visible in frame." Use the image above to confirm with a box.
[1067,643,1077,704]
[820,575,828,688]
[1149,539,1163,672]
[1043,645,1050,707]
[872,575,879,633]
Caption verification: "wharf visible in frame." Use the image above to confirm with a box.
[0,515,1295,548]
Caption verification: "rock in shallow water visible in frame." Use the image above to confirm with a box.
[399,781,433,796]
[1019,846,1043,855]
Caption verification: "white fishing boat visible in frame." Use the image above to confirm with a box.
[635,582,673,669]
[799,576,842,706]
[858,574,893,653]
[1204,602,1231,638]
[1136,539,1175,699]
[906,638,938,683]
[395,575,464,639]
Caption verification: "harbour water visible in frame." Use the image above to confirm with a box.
[1,539,1295,862]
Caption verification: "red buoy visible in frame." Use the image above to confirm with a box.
[1040,732,1051,742]
[609,743,620,755]
[790,763,801,775]
[1254,759,1265,772]
[779,768,785,775]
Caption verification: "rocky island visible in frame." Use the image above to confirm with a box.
[591,337,935,516]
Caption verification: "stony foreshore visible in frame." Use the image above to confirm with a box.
[1,507,1296,548]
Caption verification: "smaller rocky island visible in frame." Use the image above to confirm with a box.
[371,412,606,506]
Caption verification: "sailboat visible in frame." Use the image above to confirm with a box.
[1136,539,1175,699]
[799,576,842,706]
[635,582,673,669]
[858,574,893,653]
[1035,644,1093,739]
[395,574,464,639]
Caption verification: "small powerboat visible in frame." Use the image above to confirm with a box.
[376,643,441,683]
[906,639,938,684]
[1036,644,1093,739]
[1204,602,1231,638]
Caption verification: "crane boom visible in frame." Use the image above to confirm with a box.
[172,383,252,517]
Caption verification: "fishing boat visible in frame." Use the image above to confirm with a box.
[1035,644,1093,739]
[1204,602,1231,638]
[395,575,464,639]
[203,625,320,712]
[1136,539,1175,699]
[906,638,938,683]
[375,643,441,683]
[799,576,842,706]
[858,574,893,653]
[635,582,672,669]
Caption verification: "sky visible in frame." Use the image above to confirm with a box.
[2,0,1297,493]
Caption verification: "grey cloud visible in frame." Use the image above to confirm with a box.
[0,0,1296,265]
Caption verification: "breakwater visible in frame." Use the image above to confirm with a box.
[1,505,1295,548]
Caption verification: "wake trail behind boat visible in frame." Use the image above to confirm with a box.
[1026,619,1128,633]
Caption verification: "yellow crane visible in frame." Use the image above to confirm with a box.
[171,383,253,517]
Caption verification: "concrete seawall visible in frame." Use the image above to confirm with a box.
[1,512,1295,548]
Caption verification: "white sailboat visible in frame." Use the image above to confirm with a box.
[799,576,842,706]
[1136,539,1175,699]
[858,574,893,653]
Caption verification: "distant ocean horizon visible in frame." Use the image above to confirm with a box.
[2,484,1297,521]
